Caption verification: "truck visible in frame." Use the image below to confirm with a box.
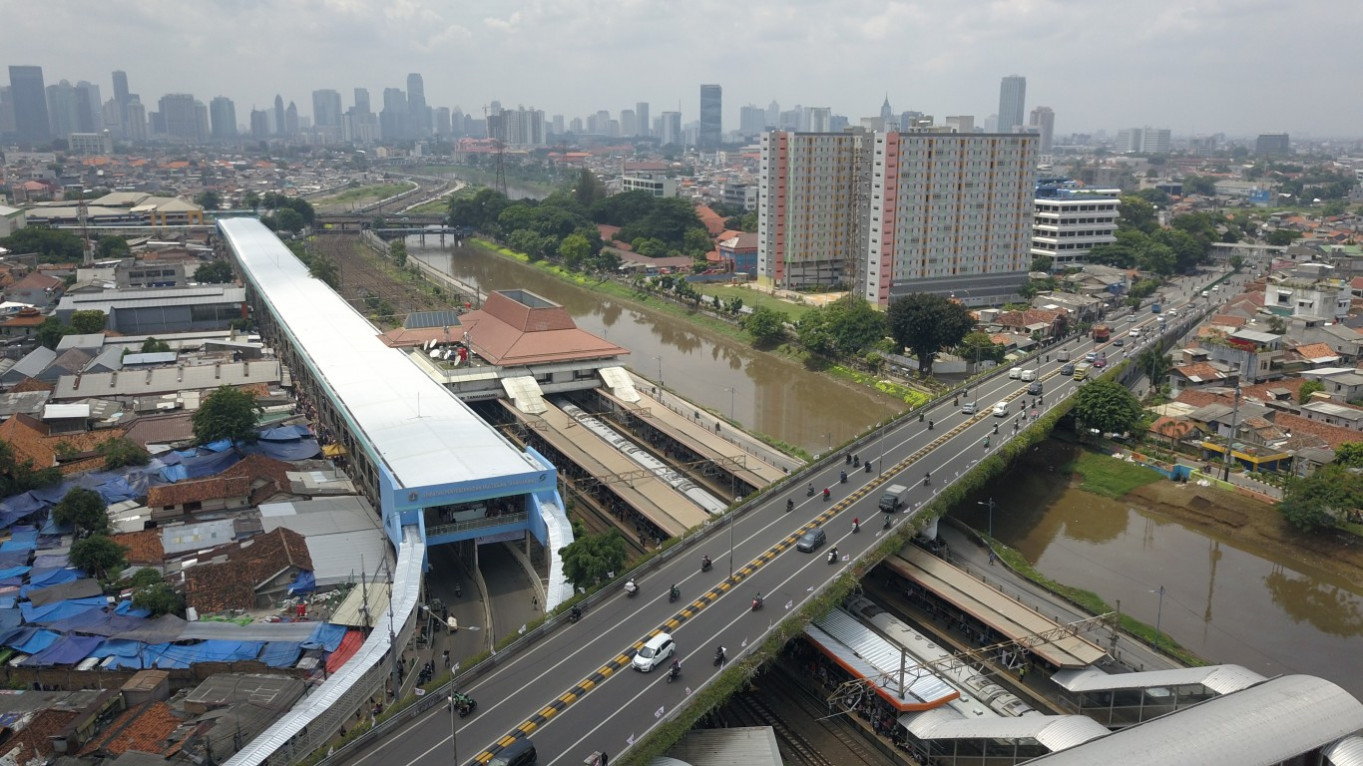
[878,484,909,513]
[1092,324,1111,342]
[1072,361,1094,380]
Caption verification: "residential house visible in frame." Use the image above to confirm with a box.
[1282,341,1341,373]
[6,270,64,309]
[1203,328,1284,383]
[1,345,56,386]
[182,527,313,612]
[0,412,125,474]
[1299,400,1363,431]
[1032,291,1102,321]
[1168,360,1238,396]
[1301,368,1363,402]
[0,307,47,339]
[145,474,252,519]
[995,307,1065,338]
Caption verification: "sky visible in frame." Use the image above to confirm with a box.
[3,0,1362,138]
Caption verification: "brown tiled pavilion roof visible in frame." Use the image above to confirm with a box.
[79,701,182,757]
[457,291,628,367]
[115,529,166,566]
[145,475,251,508]
[183,528,312,613]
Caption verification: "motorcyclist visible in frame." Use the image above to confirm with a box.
[752,592,763,609]
[853,454,861,467]
[853,517,860,533]
[993,423,999,435]
[625,578,637,595]
[669,658,681,677]
[807,482,814,497]
[924,471,931,486]
[570,605,582,622]
[786,498,795,512]
[827,547,839,564]
[714,645,726,665]
[845,454,852,466]
[670,584,680,600]
[822,487,831,501]
[928,419,934,430]
[701,554,712,571]
[839,469,847,483]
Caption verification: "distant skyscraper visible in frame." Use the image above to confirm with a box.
[808,107,832,133]
[159,94,204,143]
[380,88,408,140]
[285,101,299,136]
[0,87,15,137]
[273,94,285,136]
[111,71,129,109]
[944,115,975,134]
[660,111,682,146]
[635,102,649,138]
[880,96,896,131]
[620,109,636,137]
[1255,133,1291,156]
[984,114,999,133]
[739,105,766,138]
[766,101,780,128]
[75,81,102,132]
[407,73,428,137]
[699,84,722,148]
[210,96,237,138]
[1029,106,1054,153]
[124,98,147,142]
[997,75,1026,133]
[353,88,371,115]
[250,109,270,139]
[433,106,451,135]
[312,89,342,138]
[45,81,80,137]
[8,65,50,144]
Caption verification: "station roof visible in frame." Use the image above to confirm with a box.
[219,218,537,491]
[1051,664,1264,695]
[887,547,1107,669]
[901,707,1108,752]
[806,608,959,712]
[1025,675,1363,765]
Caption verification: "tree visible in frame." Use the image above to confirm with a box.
[69,310,107,334]
[957,331,1005,366]
[886,293,975,377]
[96,235,130,259]
[140,337,171,353]
[194,190,222,210]
[1279,465,1363,533]
[133,582,185,616]
[0,227,85,262]
[1268,315,1287,334]
[558,233,592,271]
[742,306,787,347]
[0,441,61,498]
[1334,442,1363,468]
[128,568,165,588]
[194,260,234,283]
[572,169,607,208]
[307,251,340,289]
[1266,230,1302,246]
[53,487,110,538]
[96,436,150,469]
[36,317,70,349]
[1073,379,1144,436]
[242,190,261,211]
[274,207,306,235]
[1136,348,1173,390]
[389,240,408,268]
[1299,379,1325,404]
[1118,195,1159,234]
[1030,254,1053,273]
[193,385,260,447]
[70,534,126,580]
[821,295,888,356]
[558,530,629,590]
[1229,254,1245,272]
[796,311,835,356]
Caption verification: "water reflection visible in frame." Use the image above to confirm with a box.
[411,244,902,453]
[952,439,1363,697]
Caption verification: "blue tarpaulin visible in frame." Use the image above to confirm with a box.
[0,608,21,631]
[27,567,80,589]
[32,553,68,569]
[142,640,264,668]
[287,571,316,595]
[21,596,107,623]
[90,638,143,658]
[259,425,311,441]
[0,566,30,581]
[10,628,60,654]
[1,526,39,553]
[258,642,302,668]
[0,551,28,568]
[180,450,241,479]
[303,623,347,652]
[115,600,151,618]
[0,493,45,530]
[158,465,189,483]
[255,438,321,461]
[25,634,103,666]
[202,439,234,453]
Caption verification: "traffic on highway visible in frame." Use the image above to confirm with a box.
[342,268,1235,766]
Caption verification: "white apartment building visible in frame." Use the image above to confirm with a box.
[620,174,677,198]
[759,129,1036,306]
[1031,190,1121,267]
[1265,264,1351,322]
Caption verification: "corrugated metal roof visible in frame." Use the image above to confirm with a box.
[258,497,378,536]
[162,519,237,556]
[304,529,392,588]
[220,218,539,490]
[1026,675,1363,765]
[901,707,1108,751]
[1323,735,1363,766]
[179,620,318,642]
[42,403,90,419]
[809,609,956,706]
[663,726,782,766]
[52,360,281,398]
[1051,665,1264,695]
[123,351,178,365]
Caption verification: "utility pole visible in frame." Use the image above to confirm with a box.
[1222,387,1242,481]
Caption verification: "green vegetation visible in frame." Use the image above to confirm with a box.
[827,365,929,407]
[258,192,317,234]
[194,260,234,283]
[70,535,125,581]
[1063,449,1161,499]
[558,529,630,590]
[693,284,815,323]
[795,295,887,359]
[36,310,108,349]
[741,306,788,347]
[96,436,150,470]
[1298,379,1325,403]
[0,227,85,263]
[887,292,975,376]
[313,182,414,207]
[1278,464,1363,533]
[0,440,61,497]
[1085,195,1220,276]
[1073,378,1145,437]
[53,487,110,538]
[193,385,260,447]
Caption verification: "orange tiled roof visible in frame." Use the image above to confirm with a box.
[694,205,727,237]
[145,474,251,508]
[115,529,165,565]
[1175,389,1231,408]
[1148,415,1196,440]
[1172,362,1229,383]
[1273,412,1361,450]
[220,453,295,505]
[0,413,125,475]
[1292,342,1338,361]
[183,528,312,613]
[79,701,182,757]
[1,709,78,764]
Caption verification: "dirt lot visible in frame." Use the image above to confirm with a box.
[1129,479,1363,585]
[313,234,449,328]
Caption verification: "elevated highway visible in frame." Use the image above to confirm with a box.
[327,270,1226,766]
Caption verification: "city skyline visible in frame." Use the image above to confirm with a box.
[1,0,1360,137]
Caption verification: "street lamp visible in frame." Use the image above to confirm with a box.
[1152,585,1165,652]
[977,498,996,539]
[725,386,736,422]
[653,355,664,388]
[448,695,458,766]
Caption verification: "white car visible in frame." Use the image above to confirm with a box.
[1129,328,1142,338]
[1008,367,1022,380]
[992,401,1010,417]
[633,632,676,672]
[1167,308,1178,317]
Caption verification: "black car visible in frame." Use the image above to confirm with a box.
[796,527,827,552]
[1061,363,1076,376]
[1112,338,1125,347]
[1028,381,1043,395]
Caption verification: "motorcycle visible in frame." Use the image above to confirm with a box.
[450,692,477,718]
[569,605,582,623]
[822,488,830,502]
[786,498,794,513]
[865,461,872,473]
[827,548,839,565]
[701,556,712,573]
[667,663,681,684]
[928,420,934,431]
[806,484,815,497]
[752,594,763,611]
[625,579,638,598]
[923,473,931,487]
[839,470,847,484]
[853,455,860,467]
[714,647,726,667]
[852,518,860,534]
[669,585,680,603]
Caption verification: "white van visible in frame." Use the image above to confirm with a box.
[1008,367,1022,380]
[1130,328,1143,338]
[1020,369,1037,382]
[992,401,1011,417]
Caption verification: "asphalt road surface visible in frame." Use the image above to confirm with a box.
[341,269,1230,766]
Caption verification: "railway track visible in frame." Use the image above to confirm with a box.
[725,692,842,766]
